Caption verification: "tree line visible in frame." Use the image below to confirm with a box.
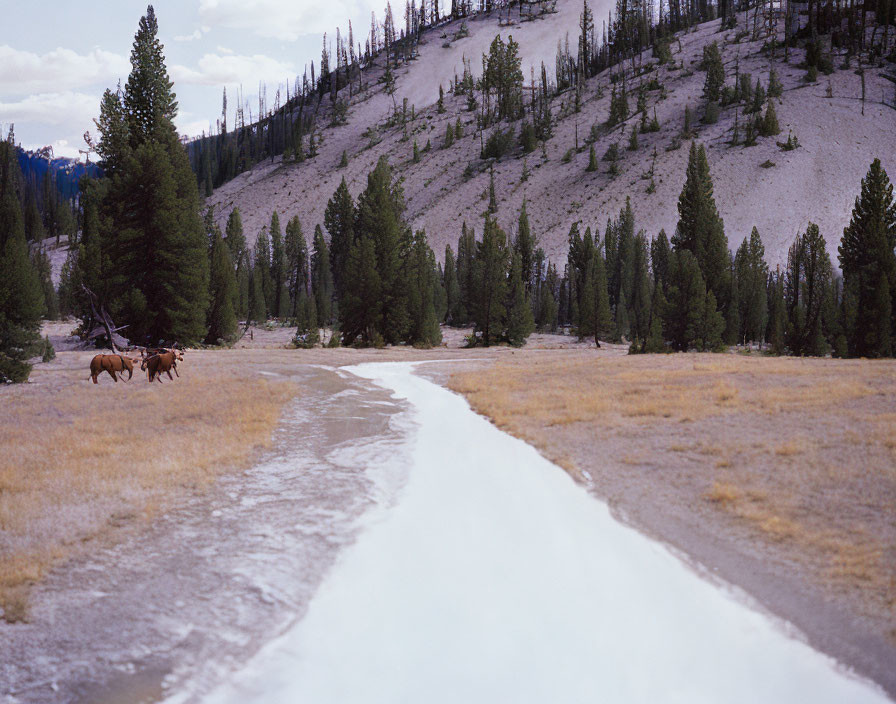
[499,143,894,358]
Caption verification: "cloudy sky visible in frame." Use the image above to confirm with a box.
[0,0,387,159]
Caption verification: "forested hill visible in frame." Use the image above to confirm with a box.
[200,0,895,270]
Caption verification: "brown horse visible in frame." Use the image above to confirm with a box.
[88,354,136,383]
[141,349,184,383]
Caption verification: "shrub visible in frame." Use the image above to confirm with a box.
[481,127,515,159]
[703,100,720,124]
[767,67,783,97]
[519,121,538,153]
[602,142,619,161]
[760,101,781,136]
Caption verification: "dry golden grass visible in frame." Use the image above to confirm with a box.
[450,351,896,624]
[0,351,298,621]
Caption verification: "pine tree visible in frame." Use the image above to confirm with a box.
[340,233,382,344]
[651,229,671,294]
[785,223,833,356]
[0,225,45,381]
[760,100,780,137]
[766,269,786,354]
[247,265,266,325]
[473,215,508,345]
[97,6,208,344]
[487,169,498,213]
[269,211,290,318]
[514,200,536,296]
[505,250,535,346]
[253,226,273,316]
[701,42,725,103]
[663,249,708,351]
[838,159,896,357]
[444,244,462,323]
[32,248,59,320]
[456,222,476,324]
[672,142,730,306]
[205,223,237,343]
[733,227,769,345]
[593,250,613,343]
[353,157,409,343]
[586,144,598,172]
[577,250,596,339]
[285,216,308,316]
[406,230,442,346]
[629,233,652,344]
[444,121,455,148]
[325,177,356,300]
[225,208,247,268]
[696,289,725,351]
[311,225,334,325]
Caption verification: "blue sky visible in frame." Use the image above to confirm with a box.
[0,0,392,158]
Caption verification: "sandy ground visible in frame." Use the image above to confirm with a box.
[206,9,896,270]
[448,351,896,698]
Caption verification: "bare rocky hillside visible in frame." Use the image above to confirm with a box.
[206,3,896,268]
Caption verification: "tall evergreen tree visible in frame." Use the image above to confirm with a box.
[838,159,896,357]
[96,5,208,343]
[32,247,59,320]
[505,250,535,346]
[326,178,355,300]
[406,230,442,346]
[341,233,382,344]
[456,222,476,324]
[786,223,834,355]
[664,249,712,351]
[311,224,334,325]
[0,224,45,381]
[353,157,409,343]
[672,142,729,309]
[443,244,462,324]
[514,199,536,295]
[205,223,237,343]
[285,216,308,317]
[253,226,273,316]
[472,215,509,345]
[269,211,290,318]
[733,227,769,345]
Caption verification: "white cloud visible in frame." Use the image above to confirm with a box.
[0,45,128,96]
[20,139,84,160]
[171,53,296,88]
[199,0,369,41]
[174,29,204,41]
[0,92,98,129]
[216,46,234,55]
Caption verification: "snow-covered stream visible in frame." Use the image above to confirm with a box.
[194,361,891,704]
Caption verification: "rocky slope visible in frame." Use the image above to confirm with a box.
[206,4,896,268]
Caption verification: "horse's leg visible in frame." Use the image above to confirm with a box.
[166,369,174,380]
[91,373,98,384]
[109,370,118,382]
[172,365,179,378]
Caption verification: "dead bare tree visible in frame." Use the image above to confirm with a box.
[81,285,128,352]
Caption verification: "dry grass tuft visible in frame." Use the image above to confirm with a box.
[0,351,298,620]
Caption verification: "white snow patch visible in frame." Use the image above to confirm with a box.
[198,362,891,704]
